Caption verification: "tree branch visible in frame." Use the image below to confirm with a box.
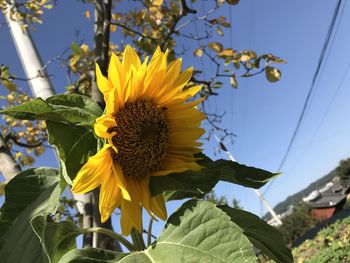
[5,133,44,148]
[160,0,196,49]
[91,0,120,251]
[0,133,21,182]
[110,22,157,40]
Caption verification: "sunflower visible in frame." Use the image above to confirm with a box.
[71,46,205,236]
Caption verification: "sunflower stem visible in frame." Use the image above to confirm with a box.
[130,228,146,251]
[82,227,136,252]
[147,218,154,247]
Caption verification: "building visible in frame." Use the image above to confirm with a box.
[306,180,350,220]
[310,194,346,220]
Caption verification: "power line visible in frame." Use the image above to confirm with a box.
[263,0,344,195]
[228,5,234,132]
[228,7,233,48]
[284,60,350,178]
[191,2,207,80]
[289,0,348,172]
[200,1,218,113]
[276,0,343,172]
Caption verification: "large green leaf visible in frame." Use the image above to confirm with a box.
[120,200,256,262]
[0,97,53,119]
[46,94,102,118]
[214,160,280,188]
[150,168,220,201]
[0,167,62,263]
[59,248,128,263]
[32,217,80,263]
[47,121,97,184]
[0,94,102,125]
[60,200,256,263]
[150,154,278,200]
[219,206,293,263]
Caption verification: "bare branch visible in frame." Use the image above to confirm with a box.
[5,133,44,148]
[0,133,21,182]
[201,101,236,141]
[110,22,157,40]
[160,0,198,49]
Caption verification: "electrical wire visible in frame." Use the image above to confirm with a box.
[276,0,343,172]
[263,0,344,195]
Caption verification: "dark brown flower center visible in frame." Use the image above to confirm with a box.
[109,100,168,178]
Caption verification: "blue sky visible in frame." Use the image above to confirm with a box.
[1,0,350,237]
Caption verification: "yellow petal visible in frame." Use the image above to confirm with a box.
[159,58,182,92]
[112,162,131,201]
[165,96,206,111]
[170,128,205,142]
[138,177,151,215]
[109,53,125,107]
[122,45,141,72]
[173,67,193,91]
[160,157,202,171]
[120,197,142,235]
[96,64,110,94]
[156,67,194,105]
[144,48,168,98]
[120,201,134,236]
[175,85,202,101]
[99,174,122,223]
[150,195,167,220]
[72,144,113,193]
[94,114,116,139]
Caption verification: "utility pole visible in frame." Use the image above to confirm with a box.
[214,134,283,226]
[4,0,55,99]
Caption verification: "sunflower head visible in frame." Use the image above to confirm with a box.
[72,45,205,235]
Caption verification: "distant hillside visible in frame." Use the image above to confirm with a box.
[264,169,337,220]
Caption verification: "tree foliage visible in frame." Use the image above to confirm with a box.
[278,204,320,245]
[336,158,350,184]
[293,217,350,263]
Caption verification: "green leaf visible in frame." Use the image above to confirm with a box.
[32,217,80,263]
[0,94,102,125]
[216,25,224,36]
[60,201,257,262]
[215,160,280,188]
[150,154,278,200]
[218,206,293,263]
[0,97,53,119]
[230,75,237,88]
[193,47,203,57]
[265,66,281,82]
[262,54,286,64]
[46,94,102,119]
[150,168,220,201]
[233,61,240,69]
[0,182,6,196]
[47,121,97,184]
[226,0,240,5]
[219,48,235,57]
[71,42,81,55]
[119,200,256,262]
[0,167,62,263]
[1,79,17,91]
[208,42,223,53]
[59,248,128,263]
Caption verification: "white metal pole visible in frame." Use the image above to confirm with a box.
[214,134,283,226]
[4,1,55,99]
